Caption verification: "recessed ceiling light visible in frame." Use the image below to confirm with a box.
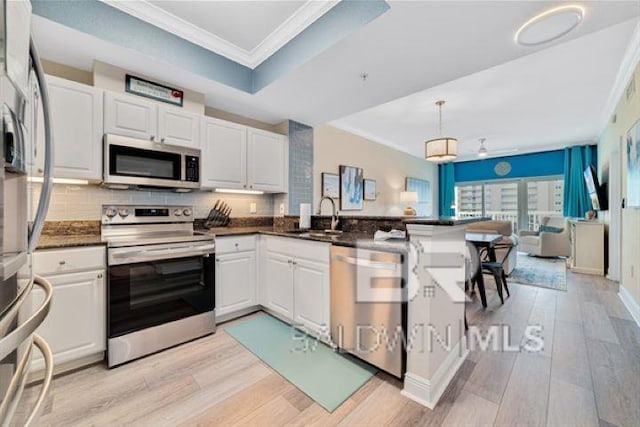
[515,5,585,47]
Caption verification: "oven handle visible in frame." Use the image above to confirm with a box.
[111,243,216,263]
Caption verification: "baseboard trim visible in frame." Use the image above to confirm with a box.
[619,285,640,327]
[401,337,468,409]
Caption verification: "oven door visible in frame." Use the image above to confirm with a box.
[108,243,215,339]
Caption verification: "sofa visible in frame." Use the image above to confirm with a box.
[466,220,518,275]
[518,216,570,257]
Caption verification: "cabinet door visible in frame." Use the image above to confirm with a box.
[158,105,201,148]
[293,258,330,335]
[201,118,247,189]
[264,251,294,320]
[104,91,157,140]
[216,251,256,317]
[44,76,103,180]
[247,128,287,192]
[30,270,106,371]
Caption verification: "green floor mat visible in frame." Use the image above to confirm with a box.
[225,314,377,412]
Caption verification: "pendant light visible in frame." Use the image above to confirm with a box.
[425,100,457,162]
[478,138,488,157]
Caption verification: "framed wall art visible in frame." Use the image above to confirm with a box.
[321,173,339,198]
[339,165,364,210]
[363,179,377,201]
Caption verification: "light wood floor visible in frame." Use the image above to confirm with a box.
[16,269,640,426]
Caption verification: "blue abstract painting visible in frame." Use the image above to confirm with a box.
[340,165,364,210]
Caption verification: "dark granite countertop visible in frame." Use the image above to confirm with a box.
[37,226,410,253]
[200,227,409,253]
[204,226,275,236]
[37,234,106,250]
[403,217,491,226]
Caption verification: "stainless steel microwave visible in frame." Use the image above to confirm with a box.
[103,134,200,190]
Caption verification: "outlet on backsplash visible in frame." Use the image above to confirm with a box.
[250,203,257,214]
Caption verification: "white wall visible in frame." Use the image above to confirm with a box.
[314,125,438,216]
[598,60,640,312]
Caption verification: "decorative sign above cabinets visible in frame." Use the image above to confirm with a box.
[125,74,184,107]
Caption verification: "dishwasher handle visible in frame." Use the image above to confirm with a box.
[332,253,401,270]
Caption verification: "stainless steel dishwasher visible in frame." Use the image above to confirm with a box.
[330,245,407,378]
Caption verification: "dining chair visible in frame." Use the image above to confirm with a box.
[464,241,480,329]
[479,243,514,304]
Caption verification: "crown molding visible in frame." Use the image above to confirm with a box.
[100,0,338,69]
[250,1,338,66]
[598,19,640,138]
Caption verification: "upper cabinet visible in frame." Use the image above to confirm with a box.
[201,118,288,193]
[201,117,247,189]
[104,92,200,148]
[247,128,288,192]
[31,75,103,181]
[157,105,200,148]
[104,92,157,141]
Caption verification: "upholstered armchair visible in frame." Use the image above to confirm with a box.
[465,220,518,275]
[519,216,570,257]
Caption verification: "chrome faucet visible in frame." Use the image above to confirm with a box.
[319,196,340,231]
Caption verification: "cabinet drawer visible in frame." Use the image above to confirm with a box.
[34,246,106,275]
[263,236,330,263]
[215,235,257,254]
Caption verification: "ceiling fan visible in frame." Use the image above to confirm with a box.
[477,138,519,158]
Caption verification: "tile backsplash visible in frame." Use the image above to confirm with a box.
[31,183,275,221]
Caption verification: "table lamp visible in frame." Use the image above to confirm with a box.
[400,191,418,216]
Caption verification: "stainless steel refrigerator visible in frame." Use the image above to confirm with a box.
[0,0,54,424]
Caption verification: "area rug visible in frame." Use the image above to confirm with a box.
[225,314,377,412]
[508,252,567,291]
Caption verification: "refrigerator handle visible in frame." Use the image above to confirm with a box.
[27,37,54,252]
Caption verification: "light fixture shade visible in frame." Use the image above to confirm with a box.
[400,191,418,203]
[425,137,458,162]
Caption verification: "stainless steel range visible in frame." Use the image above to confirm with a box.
[102,205,216,367]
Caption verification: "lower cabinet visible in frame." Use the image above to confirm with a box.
[263,251,295,320]
[215,235,258,321]
[216,251,257,317]
[261,237,330,336]
[30,247,106,373]
[293,258,330,336]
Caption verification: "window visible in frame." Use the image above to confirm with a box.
[455,176,563,231]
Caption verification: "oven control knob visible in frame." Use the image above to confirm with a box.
[174,209,182,217]
[105,208,117,218]
[183,208,192,217]
[118,208,130,218]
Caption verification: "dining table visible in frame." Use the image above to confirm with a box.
[465,232,503,308]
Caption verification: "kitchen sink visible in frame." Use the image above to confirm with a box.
[287,229,344,238]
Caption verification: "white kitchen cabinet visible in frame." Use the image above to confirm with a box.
[201,117,247,189]
[104,91,157,140]
[30,270,106,371]
[158,105,200,148]
[30,76,103,180]
[293,258,330,336]
[48,76,104,181]
[104,91,201,149]
[30,246,106,373]
[216,251,256,318]
[247,128,288,192]
[261,236,330,334]
[264,251,295,320]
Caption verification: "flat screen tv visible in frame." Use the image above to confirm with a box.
[584,165,608,211]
